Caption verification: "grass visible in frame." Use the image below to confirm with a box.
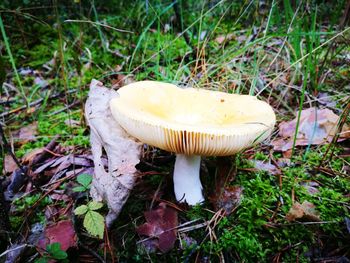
[1,0,350,262]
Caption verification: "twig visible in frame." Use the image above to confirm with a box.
[64,19,134,34]
[0,89,77,119]
[0,123,26,175]
[31,135,60,165]
[104,223,115,263]
[46,101,80,117]
[266,221,338,227]
[0,244,33,258]
[0,98,16,105]
[79,243,106,263]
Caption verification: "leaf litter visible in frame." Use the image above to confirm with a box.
[37,220,77,251]
[272,107,350,152]
[286,201,321,222]
[136,202,178,253]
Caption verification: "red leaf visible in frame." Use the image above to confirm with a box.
[38,220,77,251]
[136,203,178,253]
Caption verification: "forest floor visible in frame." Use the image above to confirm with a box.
[0,1,350,262]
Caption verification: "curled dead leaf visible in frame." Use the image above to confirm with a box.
[286,201,320,222]
[3,155,18,174]
[11,122,38,145]
[253,160,281,175]
[85,79,141,226]
[272,108,350,152]
[22,148,46,164]
[214,186,243,216]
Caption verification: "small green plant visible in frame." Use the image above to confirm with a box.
[74,201,105,239]
[73,173,92,192]
[73,173,105,238]
[35,242,68,263]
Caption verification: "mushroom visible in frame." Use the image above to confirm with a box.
[110,81,276,205]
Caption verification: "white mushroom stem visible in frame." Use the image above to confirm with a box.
[173,154,204,205]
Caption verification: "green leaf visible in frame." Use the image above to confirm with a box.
[88,201,103,211]
[34,257,49,263]
[74,205,88,215]
[46,242,67,260]
[77,174,92,188]
[84,210,104,239]
[72,186,87,192]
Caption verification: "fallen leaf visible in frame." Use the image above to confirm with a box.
[5,223,44,263]
[85,79,141,226]
[22,148,45,164]
[136,203,178,253]
[272,108,350,152]
[214,186,243,215]
[34,155,92,175]
[300,181,320,195]
[44,205,59,221]
[34,76,49,88]
[317,92,337,108]
[19,68,33,76]
[5,167,28,199]
[253,160,280,175]
[64,118,80,128]
[38,220,77,251]
[50,193,71,202]
[111,74,134,88]
[286,201,320,222]
[215,33,235,44]
[3,155,18,174]
[12,122,37,144]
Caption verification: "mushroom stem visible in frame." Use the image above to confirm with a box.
[173,154,204,205]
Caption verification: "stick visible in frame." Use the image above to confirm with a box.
[0,124,26,175]
[0,89,77,119]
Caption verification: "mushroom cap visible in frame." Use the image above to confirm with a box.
[110,81,276,156]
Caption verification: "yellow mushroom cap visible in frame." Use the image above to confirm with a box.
[110,81,276,156]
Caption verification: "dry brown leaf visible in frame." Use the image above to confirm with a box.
[12,122,37,144]
[215,33,235,44]
[85,79,141,226]
[3,155,18,174]
[22,148,45,164]
[64,118,80,128]
[253,160,281,175]
[300,181,320,195]
[111,74,134,88]
[272,108,350,152]
[214,186,243,215]
[286,201,320,222]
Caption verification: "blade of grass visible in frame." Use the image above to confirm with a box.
[256,26,350,97]
[127,0,227,76]
[0,14,28,107]
[128,1,176,71]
